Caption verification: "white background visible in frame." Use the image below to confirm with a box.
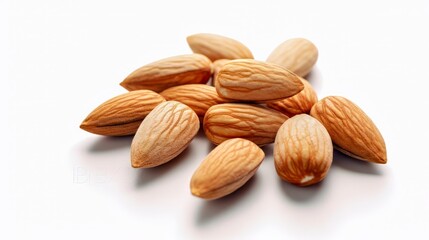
[2,0,429,239]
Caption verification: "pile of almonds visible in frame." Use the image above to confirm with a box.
[80,33,387,200]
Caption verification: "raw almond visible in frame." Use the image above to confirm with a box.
[204,103,288,146]
[131,101,199,168]
[310,96,387,164]
[160,84,231,121]
[274,114,333,186]
[211,59,231,86]
[120,54,211,92]
[187,33,254,61]
[190,138,264,200]
[80,90,165,136]
[266,78,318,117]
[215,59,304,101]
[267,38,318,77]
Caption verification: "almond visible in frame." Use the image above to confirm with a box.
[215,59,304,101]
[120,54,211,92]
[266,78,318,117]
[160,84,231,121]
[267,38,318,77]
[131,101,199,168]
[190,138,264,200]
[203,103,288,146]
[211,59,231,86]
[310,96,387,164]
[274,114,333,186]
[80,90,165,136]
[187,33,254,61]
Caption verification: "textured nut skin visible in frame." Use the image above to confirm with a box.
[80,90,165,136]
[267,38,318,77]
[187,33,254,61]
[131,101,199,168]
[310,96,387,164]
[160,84,231,121]
[211,59,231,86]
[274,114,333,186]
[203,103,288,146]
[190,138,264,200]
[120,54,211,92]
[266,78,318,117]
[215,59,304,101]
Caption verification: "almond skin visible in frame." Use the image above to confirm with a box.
[215,59,304,101]
[267,38,318,77]
[203,103,288,146]
[80,90,165,136]
[160,84,231,121]
[120,54,211,92]
[274,114,333,186]
[266,78,318,117]
[211,59,231,86]
[310,96,387,164]
[131,101,199,168]
[190,138,264,200]
[187,33,254,61]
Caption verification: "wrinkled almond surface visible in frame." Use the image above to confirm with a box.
[216,59,304,101]
[204,103,288,146]
[80,90,165,136]
[211,59,231,86]
[274,114,333,186]
[187,33,254,61]
[131,101,199,168]
[191,138,264,200]
[266,78,318,117]
[120,54,211,92]
[310,96,387,164]
[160,84,230,121]
[267,38,318,77]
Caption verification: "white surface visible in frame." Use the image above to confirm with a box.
[2,0,429,239]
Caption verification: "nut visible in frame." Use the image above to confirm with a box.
[187,33,253,61]
[80,90,165,136]
[203,103,288,146]
[310,96,387,164]
[267,38,318,77]
[274,114,333,186]
[190,138,264,200]
[266,78,318,117]
[160,84,231,121]
[131,101,199,168]
[120,54,211,92]
[215,59,304,101]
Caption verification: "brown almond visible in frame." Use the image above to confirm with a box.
[187,33,254,61]
[203,103,288,146]
[266,78,318,117]
[274,114,333,186]
[131,101,199,168]
[211,59,231,86]
[80,90,165,136]
[160,84,231,121]
[267,38,318,77]
[190,138,264,200]
[215,59,304,101]
[120,54,211,92]
[310,96,387,164]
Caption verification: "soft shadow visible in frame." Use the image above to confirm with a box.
[279,179,324,202]
[134,146,193,188]
[303,66,323,92]
[333,150,383,175]
[195,128,207,140]
[195,175,258,225]
[261,144,274,159]
[88,136,133,152]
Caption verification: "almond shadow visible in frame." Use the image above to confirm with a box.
[332,150,383,175]
[87,135,133,152]
[195,175,259,226]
